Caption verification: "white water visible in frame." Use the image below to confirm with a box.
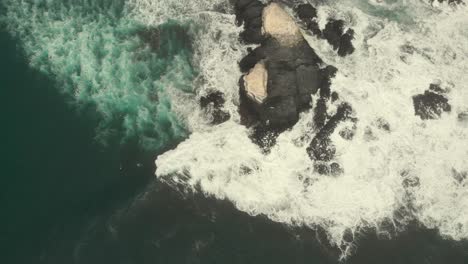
[129,0,247,131]
[131,0,468,258]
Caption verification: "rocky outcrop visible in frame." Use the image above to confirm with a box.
[200,91,230,125]
[233,0,266,44]
[412,84,451,120]
[262,3,303,47]
[322,19,355,57]
[236,2,325,130]
[294,4,355,57]
[234,1,357,172]
[243,61,268,103]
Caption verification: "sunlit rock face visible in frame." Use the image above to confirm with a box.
[243,61,268,103]
[262,3,303,47]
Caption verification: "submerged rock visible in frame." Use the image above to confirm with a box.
[431,0,464,5]
[307,103,355,163]
[412,88,451,120]
[458,110,468,124]
[200,91,230,125]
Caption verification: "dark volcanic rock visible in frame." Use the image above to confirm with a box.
[412,89,451,120]
[314,98,328,129]
[296,65,321,95]
[239,47,265,73]
[200,91,230,125]
[260,96,299,127]
[234,1,357,157]
[239,38,324,129]
[261,38,323,67]
[200,91,225,108]
[232,0,265,44]
[240,26,264,44]
[295,4,321,36]
[322,19,355,57]
[296,4,317,21]
[308,103,354,162]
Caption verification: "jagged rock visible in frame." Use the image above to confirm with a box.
[322,19,355,57]
[200,91,225,108]
[331,92,339,103]
[295,4,317,21]
[235,1,357,156]
[200,91,230,125]
[261,39,323,67]
[319,65,338,99]
[314,98,328,129]
[239,47,265,73]
[262,3,303,47]
[412,89,451,120]
[318,103,353,137]
[429,83,446,94]
[240,27,264,44]
[295,4,321,36]
[308,103,354,162]
[211,110,231,125]
[243,61,268,103]
[312,66,338,129]
[233,0,265,44]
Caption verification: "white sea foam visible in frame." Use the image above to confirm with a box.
[145,0,468,258]
[129,0,247,131]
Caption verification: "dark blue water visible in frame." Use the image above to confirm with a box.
[1,11,468,264]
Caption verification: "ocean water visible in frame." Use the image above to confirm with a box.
[154,0,468,258]
[1,0,468,263]
[2,0,196,150]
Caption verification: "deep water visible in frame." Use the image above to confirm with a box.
[0,28,158,263]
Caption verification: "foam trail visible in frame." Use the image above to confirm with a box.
[156,0,468,258]
[1,0,196,150]
[129,0,247,132]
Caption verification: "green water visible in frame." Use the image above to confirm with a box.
[2,0,196,150]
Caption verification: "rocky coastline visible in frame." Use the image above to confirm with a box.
[199,0,457,174]
[230,0,357,173]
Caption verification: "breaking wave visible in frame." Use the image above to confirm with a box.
[1,0,196,150]
[3,0,467,259]
[154,0,468,258]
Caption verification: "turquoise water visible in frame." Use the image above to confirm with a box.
[2,0,195,150]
